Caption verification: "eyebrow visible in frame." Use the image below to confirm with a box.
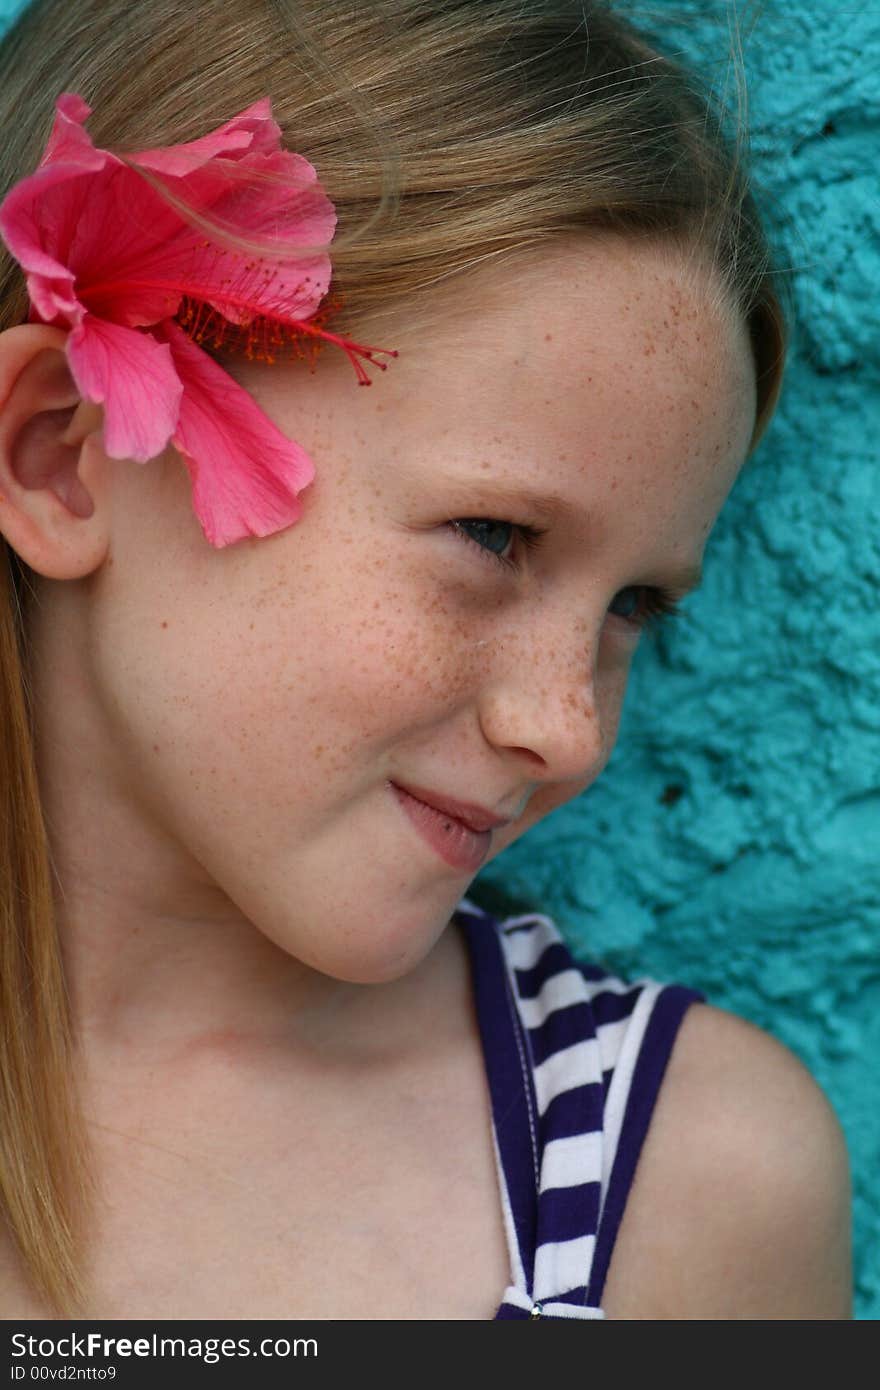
[452,479,571,525]
[665,562,703,594]
[435,474,705,594]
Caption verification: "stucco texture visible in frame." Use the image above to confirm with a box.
[1,0,877,1318]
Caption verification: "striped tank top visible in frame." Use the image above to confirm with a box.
[452,895,705,1320]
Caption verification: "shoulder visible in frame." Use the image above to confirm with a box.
[600,1001,852,1319]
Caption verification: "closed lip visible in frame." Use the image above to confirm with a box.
[390,781,512,834]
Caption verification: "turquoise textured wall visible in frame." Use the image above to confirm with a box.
[1,0,876,1317]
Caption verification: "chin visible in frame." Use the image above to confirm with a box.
[304,905,452,987]
[324,937,441,986]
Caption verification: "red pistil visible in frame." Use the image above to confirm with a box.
[176,293,397,382]
[82,251,398,384]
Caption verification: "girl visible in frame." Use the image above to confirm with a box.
[0,0,851,1320]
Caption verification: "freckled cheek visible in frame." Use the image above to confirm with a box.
[255,563,475,745]
[341,555,476,672]
[596,660,629,757]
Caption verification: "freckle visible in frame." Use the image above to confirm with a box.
[160,620,168,629]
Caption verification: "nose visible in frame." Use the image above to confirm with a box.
[476,620,614,788]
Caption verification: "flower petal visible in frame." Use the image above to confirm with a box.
[0,93,337,344]
[156,319,315,548]
[41,92,100,167]
[63,154,333,332]
[66,164,193,326]
[0,94,182,329]
[0,156,107,326]
[128,98,282,176]
[67,316,182,463]
[174,151,335,327]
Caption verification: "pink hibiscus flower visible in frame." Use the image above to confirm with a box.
[0,93,396,547]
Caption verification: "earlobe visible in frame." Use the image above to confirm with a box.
[0,324,111,580]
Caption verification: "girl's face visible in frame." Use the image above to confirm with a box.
[30,237,756,986]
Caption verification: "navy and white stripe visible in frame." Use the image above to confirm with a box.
[453,896,704,1320]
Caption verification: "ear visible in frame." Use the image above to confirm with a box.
[0,324,112,580]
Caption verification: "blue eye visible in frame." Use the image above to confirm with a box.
[608,585,684,632]
[448,518,546,571]
[608,587,642,620]
[448,516,684,633]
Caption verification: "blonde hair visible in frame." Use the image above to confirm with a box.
[0,0,788,1314]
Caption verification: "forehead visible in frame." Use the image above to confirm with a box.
[372,235,756,531]
[389,233,753,419]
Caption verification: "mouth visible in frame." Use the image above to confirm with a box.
[389,780,511,833]
[389,782,495,873]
